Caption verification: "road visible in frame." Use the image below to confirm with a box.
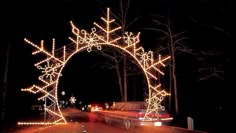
[8,108,207,133]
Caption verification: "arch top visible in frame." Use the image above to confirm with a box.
[20,8,170,125]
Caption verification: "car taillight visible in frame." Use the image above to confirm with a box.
[159,113,170,117]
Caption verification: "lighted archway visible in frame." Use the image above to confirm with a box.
[18,8,170,125]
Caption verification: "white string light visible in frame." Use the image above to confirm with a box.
[19,8,170,125]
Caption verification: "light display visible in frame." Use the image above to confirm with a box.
[69,96,76,104]
[19,8,170,125]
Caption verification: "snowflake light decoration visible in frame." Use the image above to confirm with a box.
[37,60,61,83]
[69,96,77,104]
[18,8,170,125]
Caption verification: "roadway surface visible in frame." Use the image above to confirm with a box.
[8,108,208,133]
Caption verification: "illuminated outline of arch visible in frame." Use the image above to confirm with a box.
[18,8,170,125]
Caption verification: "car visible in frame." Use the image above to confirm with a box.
[96,101,173,130]
[124,109,173,126]
[109,101,173,125]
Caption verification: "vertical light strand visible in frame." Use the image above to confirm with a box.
[52,38,55,56]
[150,51,154,65]
[63,46,66,61]
[75,23,79,50]
[133,37,136,56]
[106,8,110,43]
[76,40,79,51]
[41,40,44,50]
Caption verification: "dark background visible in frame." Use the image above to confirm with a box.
[2,0,233,133]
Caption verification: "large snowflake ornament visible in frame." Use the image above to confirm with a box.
[19,8,171,125]
[136,48,154,68]
[78,27,103,52]
[37,61,61,83]
[123,32,137,45]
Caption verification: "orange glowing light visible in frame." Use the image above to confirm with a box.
[20,8,170,125]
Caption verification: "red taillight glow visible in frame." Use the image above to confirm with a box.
[159,113,170,117]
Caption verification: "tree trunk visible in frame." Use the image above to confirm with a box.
[123,55,127,101]
[167,17,178,114]
[2,43,10,121]
[115,60,124,101]
[168,65,172,111]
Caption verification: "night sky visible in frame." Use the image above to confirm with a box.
[2,0,233,132]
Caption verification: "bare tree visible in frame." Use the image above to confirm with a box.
[95,0,142,101]
[144,15,193,114]
[144,14,227,114]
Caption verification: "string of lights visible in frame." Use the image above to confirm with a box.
[18,8,170,125]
